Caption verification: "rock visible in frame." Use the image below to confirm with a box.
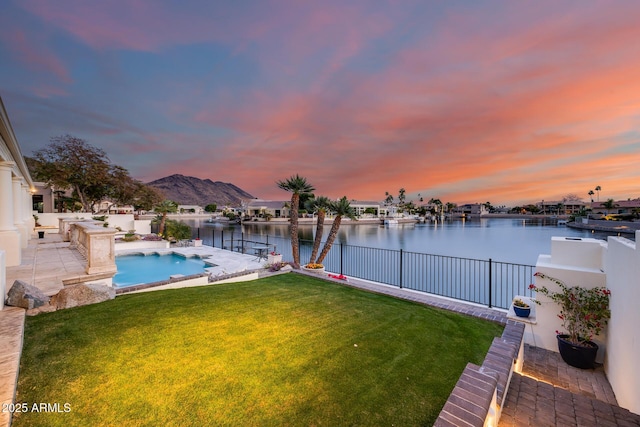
[6,280,50,309]
[280,264,293,272]
[55,283,115,309]
[26,304,57,316]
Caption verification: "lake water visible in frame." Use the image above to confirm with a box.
[184,217,619,266]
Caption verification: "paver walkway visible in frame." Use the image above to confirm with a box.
[0,307,25,427]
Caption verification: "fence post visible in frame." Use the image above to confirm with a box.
[241,232,245,253]
[340,243,344,275]
[221,230,224,250]
[488,258,492,308]
[197,228,200,239]
[399,249,403,289]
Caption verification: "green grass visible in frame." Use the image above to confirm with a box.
[15,274,503,426]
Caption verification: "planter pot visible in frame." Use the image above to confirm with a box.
[557,334,598,369]
[302,266,326,274]
[267,254,282,264]
[513,305,530,318]
[38,231,45,239]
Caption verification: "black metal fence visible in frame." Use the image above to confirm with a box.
[196,228,536,310]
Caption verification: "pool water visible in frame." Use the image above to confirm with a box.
[114,253,212,287]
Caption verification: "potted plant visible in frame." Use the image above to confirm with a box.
[529,272,611,369]
[267,251,282,264]
[512,298,531,318]
[302,263,325,274]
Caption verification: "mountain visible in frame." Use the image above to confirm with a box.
[146,174,255,206]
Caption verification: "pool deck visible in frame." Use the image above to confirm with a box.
[2,233,639,426]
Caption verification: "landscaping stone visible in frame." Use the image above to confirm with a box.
[6,280,50,309]
[26,303,57,316]
[55,283,115,309]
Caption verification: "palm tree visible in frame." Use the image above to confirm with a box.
[153,200,178,237]
[602,199,618,215]
[429,198,443,215]
[398,188,406,206]
[446,202,457,214]
[595,185,602,202]
[588,190,595,202]
[316,197,355,264]
[305,196,331,264]
[276,174,315,268]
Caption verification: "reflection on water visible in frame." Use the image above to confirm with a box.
[180,217,621,265]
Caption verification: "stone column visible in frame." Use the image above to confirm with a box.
[0,162,21,265]
[0,162,16,232]
[22,182,32,227]
[13,177,28,247]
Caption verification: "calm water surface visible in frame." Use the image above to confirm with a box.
[185,217,620,266]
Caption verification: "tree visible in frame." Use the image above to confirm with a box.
[602,199,618,215]
[305,196,331,264]
[429,198,443,215]
[562,194,582,202]
[132,184,164,214]
[398,188,406,206]
[164,219,191,241]
[204,204,217,213]
[316,197,355,264]
[446,202,457,214]
[153,200,178,237]
[588,190,595,202]
[595,185,602,202]
[276,174,315,268]
[31,135,114,212]
[384,191,393,205]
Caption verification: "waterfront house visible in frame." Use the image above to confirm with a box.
[453,203,488,216]
[350,200,389,218]
[244,199,290,219]
[591,199,640,215]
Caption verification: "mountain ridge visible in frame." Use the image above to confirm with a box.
[146,174,255,206]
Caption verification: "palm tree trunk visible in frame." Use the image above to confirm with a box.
[159,213,167,236]
[309,210,325,264]
[290,193,300,268]
[316,216,342,264]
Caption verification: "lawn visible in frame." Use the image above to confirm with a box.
[15,274,503,426]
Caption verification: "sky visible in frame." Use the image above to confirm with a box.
[1,0,640,206]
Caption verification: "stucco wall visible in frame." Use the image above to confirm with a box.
[604,231,640,415]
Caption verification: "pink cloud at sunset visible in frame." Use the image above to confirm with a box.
[1,0,639,206]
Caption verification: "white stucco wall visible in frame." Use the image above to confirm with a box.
[604,231,640,415]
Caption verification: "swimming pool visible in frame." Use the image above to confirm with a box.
[114,253,215,287]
